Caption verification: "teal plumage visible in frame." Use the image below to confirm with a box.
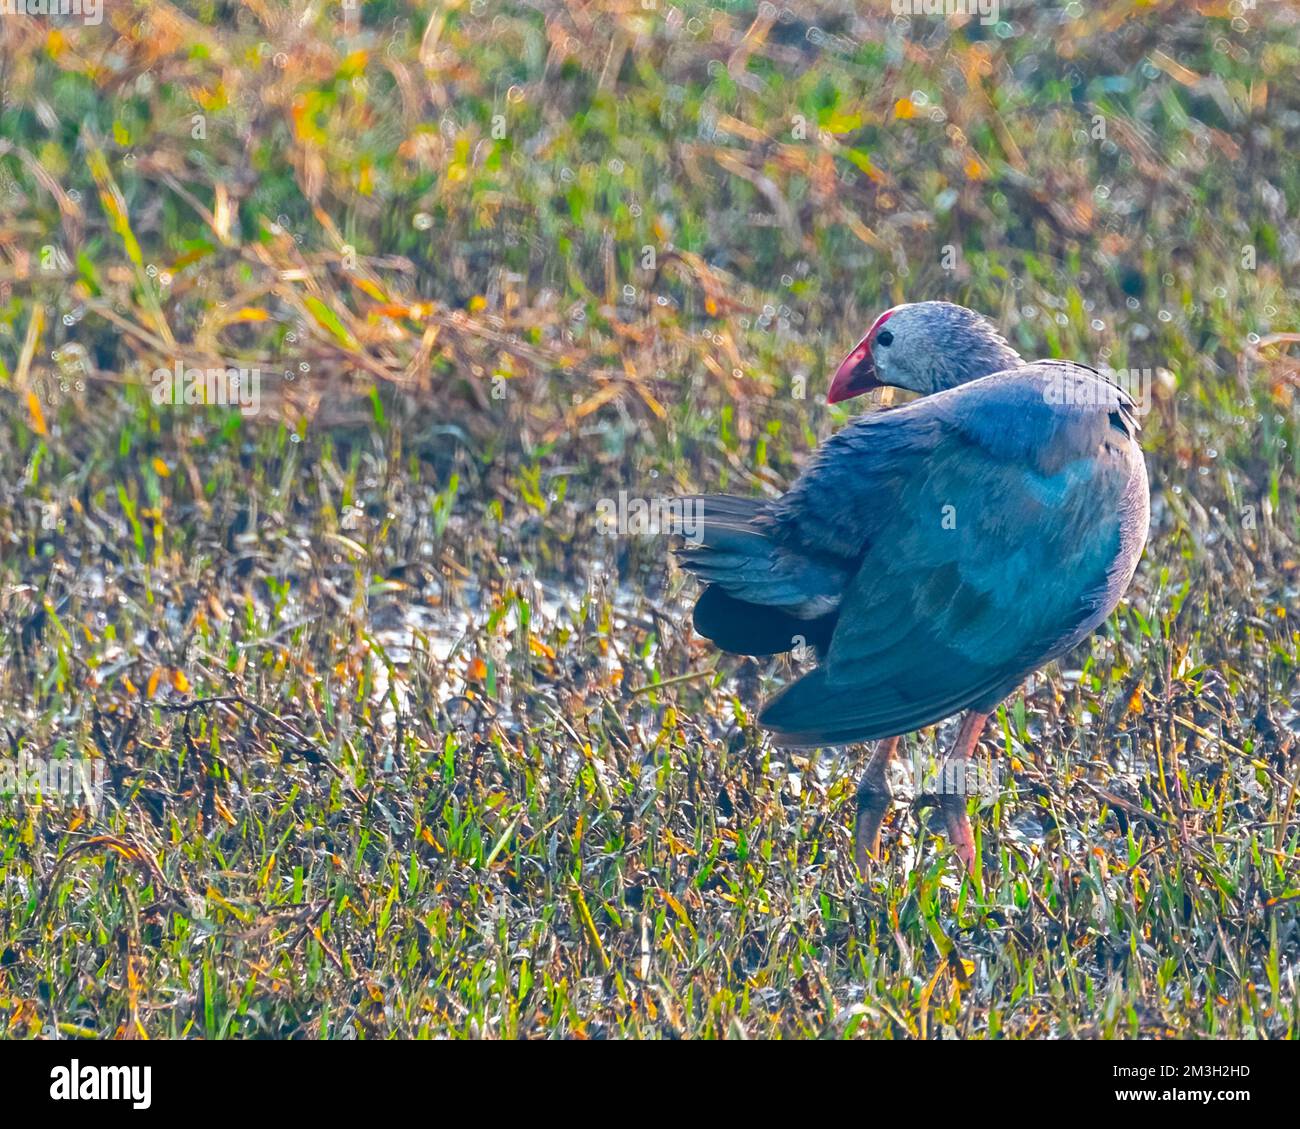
[677,307,1149,749]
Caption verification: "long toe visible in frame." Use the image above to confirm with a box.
[854,794,890,872]
[852,737,899,873]
[939,793,977,875]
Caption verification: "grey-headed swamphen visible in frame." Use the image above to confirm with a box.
[675,301,1149,874]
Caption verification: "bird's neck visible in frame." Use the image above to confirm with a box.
[939,337,1024,390]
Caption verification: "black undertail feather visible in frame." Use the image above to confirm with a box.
[692,586,837,658]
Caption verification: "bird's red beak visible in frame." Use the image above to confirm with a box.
[827,336,879,404]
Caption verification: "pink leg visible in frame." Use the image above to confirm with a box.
[853,736,900,872]
[938,710,990,875]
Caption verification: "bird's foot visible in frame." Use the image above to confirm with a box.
[854,788,892,872]
[852,737,899,873]
[939,793,977,876]
[935,710,989,877]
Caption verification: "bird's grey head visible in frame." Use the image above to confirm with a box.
[827,301,1024,403]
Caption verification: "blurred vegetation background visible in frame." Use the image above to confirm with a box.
[3,1,1297,442]
[1,1,1299,1038]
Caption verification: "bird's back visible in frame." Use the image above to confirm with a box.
[755,363,1149,744]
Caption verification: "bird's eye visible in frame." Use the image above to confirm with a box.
[875,329,894,348]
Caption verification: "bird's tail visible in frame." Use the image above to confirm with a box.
[672,495,839,657]
[691,585,835,657]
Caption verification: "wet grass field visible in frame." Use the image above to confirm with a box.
[1,1,1299,1037]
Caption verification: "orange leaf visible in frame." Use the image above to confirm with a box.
[352,278,388,302]
[26,392,47,437]
[1126,684,1144,716]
